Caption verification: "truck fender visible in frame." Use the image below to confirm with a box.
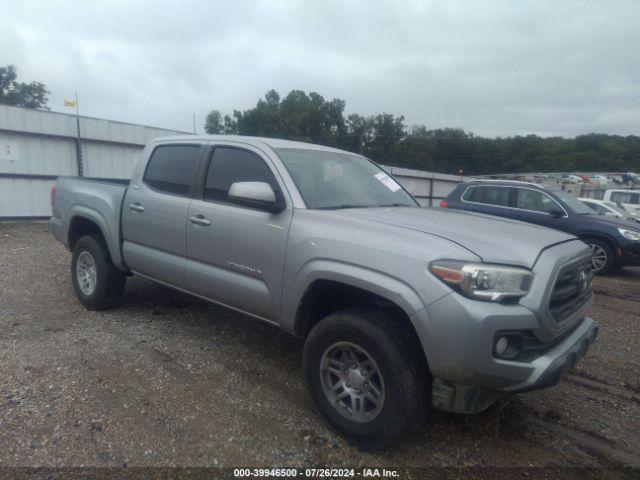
[282,259,428,335]
[67,205,126,270]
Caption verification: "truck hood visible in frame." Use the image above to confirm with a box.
[341,206,575,268]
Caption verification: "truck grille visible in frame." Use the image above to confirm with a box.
[549,257,593,323]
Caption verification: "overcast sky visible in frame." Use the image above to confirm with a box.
[2,0,639,137]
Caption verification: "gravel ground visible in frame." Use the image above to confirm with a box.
[1,221,639,470]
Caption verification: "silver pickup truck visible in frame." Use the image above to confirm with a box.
[50,135,598,446]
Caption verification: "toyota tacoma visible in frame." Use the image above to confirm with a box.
[50,135,598,446]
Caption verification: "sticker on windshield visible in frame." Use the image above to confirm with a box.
[374,172,401,192]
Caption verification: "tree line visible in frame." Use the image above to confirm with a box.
[205,89,640,175]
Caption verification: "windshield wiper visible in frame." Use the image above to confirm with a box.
[316,203,414,210]
[315,204,372,210]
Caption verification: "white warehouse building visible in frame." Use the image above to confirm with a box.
[0,104,186,218]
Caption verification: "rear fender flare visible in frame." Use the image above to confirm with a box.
[68,206,125,270]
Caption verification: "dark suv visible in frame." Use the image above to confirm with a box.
[442,180,640,274]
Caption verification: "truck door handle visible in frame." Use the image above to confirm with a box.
[189,215,211,226]
[129,203,145,212]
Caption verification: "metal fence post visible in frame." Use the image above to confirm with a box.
[429,177,434,206]
[74,92,84,177]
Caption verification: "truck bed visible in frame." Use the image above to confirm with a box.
[50,176,130,270]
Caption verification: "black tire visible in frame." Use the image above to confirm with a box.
[582,237,615,275]
[71,234,125,310]
[303,307,429,448]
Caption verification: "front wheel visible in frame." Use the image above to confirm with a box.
[303,308,428,448]
[583,238,615,275]
[71,235,125,310]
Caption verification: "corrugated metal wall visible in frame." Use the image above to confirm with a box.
[0,104,187,217]
[382,166,471,206]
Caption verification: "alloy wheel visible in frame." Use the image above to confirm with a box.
[588,243,608,273]
[76,251,97,295]
[319,341,385,423]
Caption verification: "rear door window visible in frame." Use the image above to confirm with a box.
[143,145,201,195]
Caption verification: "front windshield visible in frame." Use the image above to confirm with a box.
[275,148,417,209]
[604,201,632,217]
[555,191,595,215]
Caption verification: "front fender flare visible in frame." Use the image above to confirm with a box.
[282,259,428,336]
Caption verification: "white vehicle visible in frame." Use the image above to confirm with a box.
[593,175,609,186]
[578,198,638,222]
[562,174,584,184]
[602,189,640,219]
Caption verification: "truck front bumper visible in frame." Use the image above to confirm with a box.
[429,315,597,414]
[414,290,598,414]
[505,318,597,393]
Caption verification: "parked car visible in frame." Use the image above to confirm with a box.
[577,174,590,184]
[562,174,585,184]
[50,136,598,446]
[442,180,640,274]
[593,175,609,186]
[602,189,640,219]
[578,198,638,222]
[615,173,639,186]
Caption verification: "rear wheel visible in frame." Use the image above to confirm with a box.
[583,238,615,275]
[71,235,125,310]
[303,308,428,448]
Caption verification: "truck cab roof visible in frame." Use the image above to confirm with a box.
[149,134,355,155]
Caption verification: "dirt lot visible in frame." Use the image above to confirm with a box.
[1,222,639,471]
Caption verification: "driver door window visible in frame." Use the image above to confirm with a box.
[515,189,557,214]
[204,148,280,204]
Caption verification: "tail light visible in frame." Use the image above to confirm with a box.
[439,200,449,208]
[50,183,57,209]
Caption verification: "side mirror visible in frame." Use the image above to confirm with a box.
[546,205,565,217]
[228,181,284,213]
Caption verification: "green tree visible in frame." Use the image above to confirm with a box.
[223,114,238,134]
[0,65,49,109]
[345,114,374,154]
[365,113,405,164]
[204,110,223,134]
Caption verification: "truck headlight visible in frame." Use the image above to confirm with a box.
[618,228,640,241]
[430,260,533,302]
